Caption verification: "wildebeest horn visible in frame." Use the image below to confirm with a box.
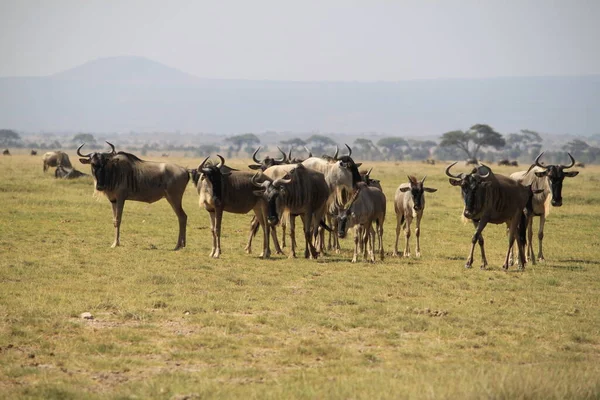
[274,176,292,186]
[197,156,210,171]
[216,154,225,168]
[250,172,263,188]
[421,175,427,184]
[287,148,292,162]
[534,152,547,169]
[562,152,575,169]
[276,146,287,163]
[106,141,116,154]
[345,143,352,157]
[252,147,261,164]
[77,143,92,158]
[365,167,372,178]
[333,145,339,160]
[445,162,461,179]
[477,166,490,179]
[304,146,313,158]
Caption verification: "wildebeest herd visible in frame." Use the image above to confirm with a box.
[40,142,579,271]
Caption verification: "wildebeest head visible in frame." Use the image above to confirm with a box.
[197,155,238,204]
[527,152,578,207]
[447,162,491,219]
[399,175,437,211]
[336,144,362,188]
[251,171,292,226]
[248,147,287,171]
[78,141,117,191]
[337,187,362,239]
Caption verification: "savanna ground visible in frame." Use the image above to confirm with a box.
[1,151,599,400]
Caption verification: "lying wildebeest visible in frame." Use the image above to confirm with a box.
[392,175,437,258]
[253,164,330,259]
[43,151,72,172]
[337,181,386,263]
[31,150,37,156]
[510,160,519,167]
[54,164,89,179]
[498,159,511,166]
[575,162,585,168]
[446,162,531,270]
[78,142,189,249]
[3,149,10,155]
[197,155,272,258]
[509,152,579,263]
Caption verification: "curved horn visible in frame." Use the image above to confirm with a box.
[276,146,287,163]
[304,146,313,158]
[288,148,292,163]
[252,147,261,164]
[251,172,263,188]
[105,141,116,154]
[421,175,427,184]
[273,176,292,186]
[76,143,92,158]
[534,152,547,169]
[365,167,373,178]
[477,166,490,179]
[216,154,225,168]
[333,145,339,160]
[562,152,575,169]
[445,162,461,179]
[197,156,210,171]
[344,143,352,157]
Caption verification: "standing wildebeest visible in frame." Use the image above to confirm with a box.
[509,152,579,263]
[55,164,89,179]
[3,149,10,155]
[253,164,330,259]
[78,142,189,250]
[248,147,288,171]
[337,182,386,263]
[392,175,437,258]
[43,151,72,172]
[197,155,272,258]
[446,162,530,270]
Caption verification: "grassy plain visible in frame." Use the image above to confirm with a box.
[1,152,599,399]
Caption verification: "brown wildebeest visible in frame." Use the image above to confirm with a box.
[392,175,437,258]
[197,155,272,258]
[42,151,72,172]
[78,142,189,250]
[31,150,37,156]
[54,164,89,179]
[446,162,531,270]
[253,164,330,259]
[248,146,288,171]
[3,149,10,155]
[509,152,579,263]
[337,182,386,263]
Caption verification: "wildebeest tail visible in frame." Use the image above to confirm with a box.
[400,213,405,228]
[518,209,527,248]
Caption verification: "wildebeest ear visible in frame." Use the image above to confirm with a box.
[355,163,362,167]
[248,165,262,170]
[564,171,579,177]
[220,165,238,175]
[424,187,438,193]
[534,170,548,178]
[79,158,91,164]
[449,179,461,186]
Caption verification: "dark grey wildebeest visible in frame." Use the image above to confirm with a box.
[43,151,72,172]
[55,164,89,179]
[248,146,288,171]
[197,155,272,258]
[392,175,437,258]
[510,152,579,263]
[253,164,330,259]
[337,181,386,263]
[78,142,189,250]
[446,162,531,270]
[3,149,10,155]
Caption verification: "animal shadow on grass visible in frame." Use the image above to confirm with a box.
[547,263,586,271]
[558,258,600,265]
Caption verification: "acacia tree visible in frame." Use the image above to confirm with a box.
[505,129,542,159]
[305,134,337,156]
[72,133,97,147]
[376,137,408,160]
[353,138,380,161]
[0,129,21,147]
[439,124,505,160]
[225,133,260,156]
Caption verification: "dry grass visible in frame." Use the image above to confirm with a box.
[1,153,599,399]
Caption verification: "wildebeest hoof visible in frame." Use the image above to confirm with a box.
[415,252,421,258]
[111,242,119,248]
[465,263,472,269]
[480,265,488,270]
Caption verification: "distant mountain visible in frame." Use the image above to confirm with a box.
[1,56,599,135]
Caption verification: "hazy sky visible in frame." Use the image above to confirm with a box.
[1,0,599,81]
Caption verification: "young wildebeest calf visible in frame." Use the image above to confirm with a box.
[78,142,189,250]
[392,175,437,257]
[197,155,272,259]
[337,182,386,263]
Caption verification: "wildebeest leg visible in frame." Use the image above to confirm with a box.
[415,214,422,257]
[352,226,359,263]
[111,199,125,248]
[288,215,297,258]
[213,209,223,258]
[537,214,546,261]
[392,213,402,257]
[466,218,488,269]
[327,213,334,251]
[208,211,217,257]
[253,207,271,259]
[364,224,374,262]
[245,216,259,254]
[527,215,535,265]
[166,193,187,250]
[403,214,413,257]
[301,213,318,259]
[503,217,519,270]
[377,219,385,261]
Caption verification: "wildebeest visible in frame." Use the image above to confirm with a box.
[337,182,386,263]
[248,147,288,171]
[360,168,382,191]
[78,142,189,250]
[575,162,585,168]
[465,158,478,165]
[43,151,72,172]
[287,146,312,163]
[54,164,89,179]
[197,155,272,258]
[31,150,37,156]
[392,175,437,258]
[509,152,579,263]
[3,149,10,155]
[253,164,330,259]
[499,159,519,167]
[446,162,530,270]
